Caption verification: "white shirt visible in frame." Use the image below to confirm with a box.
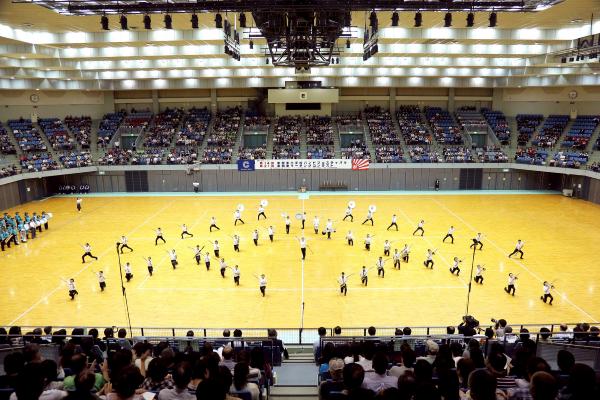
[418,221,424,228]
[285,217,291,226]
[169,251,177,261]
[367,211,373,218]
[121,236,127,244]
[76,199,82,205]
[426,251,434,261]
[401,246,410,255]
[214,242,220,250]
[156,229,162,235]
[211,217,217,225]
[313,217,319,227]
[300,238,306,248]
[384,241,391,250]
[233,267,240,277]
[220,260,227,269]
[360,269,368,278]
[508,276,516,285]
[98,273,105,283]
[326,221,333,231]
[516,241,524,249]
[453,259,461,268]
[67,281,76,291]
[365,236,372,245]
[476,266,483,276]
[195,247,202,256]
[84,244,91,252]
[125,264,132,273]
[182,224,188,232]
[346,232,354,240]
[259,277,267,286]
[252,231,259,240]
[235,211,241,219]
[376,259,384,268]
[338,275,348,285]
[448,227,455,234]
[268,227,274,235]
[474,233,482,241]
[258,206,265,213]
[391,215,397,223]
[393,251,400,260]
[345,207,352,215]
[543,284,551,294]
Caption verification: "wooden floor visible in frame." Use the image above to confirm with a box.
[1,192,599,331]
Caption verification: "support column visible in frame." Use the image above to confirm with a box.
[448,88,455,112]
[210,89,218,114]
[491,88,504,112]
[151,90,159,114]
[389,87,396,113]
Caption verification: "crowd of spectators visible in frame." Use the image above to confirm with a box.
[408,146,443,163]
[340,139,370,160]
[272,116,301,159]
[475,147,509,163]
[482,109,511,145]
[0,164,19,178]
[314,321,600,399]
[306,117,334,146]
[58,151,93,169]
[19,153,60,172]
[363,107,404,164]
[144,108,184,148]
[516,115,544,146]
[97,149,132,166]
[238,147,267,161]
[176,108,211,147]
[38,118,75,151]
[443,147,474,163]
[167,148,198,165]
[97,113,125,148]
[548,151,589,169]
[204,108,242,164]
[514,148,548,165]
[307,146,335,159]
[396,106,432,146]
[9,119,47,153]
[244,116,271,132]
[532,115,569,149]
[64,116,92,149]
[120,110,152,134]
[425,107,464,145]
[131,149,165,165]
[0,123,17,154]
[561,115,599,150]
[590,162,600,172]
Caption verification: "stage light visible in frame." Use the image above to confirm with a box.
[489,12,498,27]
[414,12,422,27]
[164,14,172,29]
[466,13,474,27]
[120,15,128,30]
[191,13,198,29]
[239,13,247,28]
[346,39,351,49]
[391,11,399,27]
[215,13,223,28]
[249,40,254,49]
[143,14,151,30]
[101,15,109,30]
[444,12,452,27]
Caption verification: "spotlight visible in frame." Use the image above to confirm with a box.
[239,12,246,28]
[164,14,172,29]
[369,11,378,31]
[466,13,474,28]
[444,12,452,27]
[489,12,497,27]
[391,11,399,27]
[143,14,151,30]
[215,13,223,29]
[249,40,254,49]
[120,15,128,30]
[191,13,198,29]
[346,39,351,49]
[101,15,109,30]
[414,12,422,27]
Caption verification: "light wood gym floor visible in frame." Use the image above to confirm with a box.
[1,192,599,331]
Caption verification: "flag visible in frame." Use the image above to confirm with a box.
[237,160,255,171]
[351,159,370,171]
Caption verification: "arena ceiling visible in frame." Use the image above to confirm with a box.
[0,0,598,90]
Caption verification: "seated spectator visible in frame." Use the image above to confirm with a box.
[486,351,516,391]
[62,354,105,393]
[467,369,497,400]
[314,327,327,363]
[230,363,259,400]
[417,340,439,364]
[362,352,397,393]
[11,362,67,400]
[219,346,236,372]
[507,357,551,400]
[319,358,344,400]
[157,362,194,400]
[133,343,153,377]
[101,365,144,400]
[342,363,375,399]
[195,366,239,400]
[389,347,416,378]
[0,352,25,395]
[529,371,557,400]
[142,358,174,392]
[65,370,100,400]
[558,363,598,399]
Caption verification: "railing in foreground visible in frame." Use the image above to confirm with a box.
[5,323,583,345]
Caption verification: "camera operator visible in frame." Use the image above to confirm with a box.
[491,318,508,338]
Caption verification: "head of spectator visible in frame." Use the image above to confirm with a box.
[4,351,25,377]
[457,358,475,388]
[103,327,114,339]
[172,362,192,390]
[73,369,96,398]
[414,360,433,384]
[539,327,551,341]
[530,371,557,400]
[14,362,45,400]
[232,362,250,391]
[343,363,365,390]
[70,328,84,345]
[433,344,454,372]
[486,351,508,377]
[222,345,233,361]
[525,357,551,382]
[557,349,575,374]
[402,327,411,336]
[186,330,194,337]
[233,329,242,338]
[590,326,600,340]
[519,328,530,341]
[40,359,59,389]
[43,326,52,336]
[397,371,417,400]
[117,328,127,339]
[367,326,376,336]
[394,328,402,336]
[468,369,497,400]
[334,326,342,335]
[145,358,169,385]
[328,358,344,381]
[446,326,456,335]
[401,347,416,369]
[469,348,485,369]
[565,363,598,399]
[112,365,144,400]
[267,328,278,338]
[437,368,459,400]
[222,329,230,338]
[484,327,494,339]
[23,343,42,363]
[317,327,326,338]
[109,349,134,381]
[425,340,439,357]
[372,352,389,375]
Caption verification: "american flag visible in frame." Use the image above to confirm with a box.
[351,159,370,171]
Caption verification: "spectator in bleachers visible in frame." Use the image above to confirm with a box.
[341,363,375,399]
[389,347,416,378]
[65,116,92,149]
[467,369,498,400]
[156,362,194,400]
[219,346,236,372]
[506,357,551,400]
[230,363,259,400]
[362,352,397,393]
[558,363,598,399]
[142,359,174,392]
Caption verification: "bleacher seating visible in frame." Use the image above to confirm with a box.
[97,148,132,165]
[363,106,404,163]
[176,107,211,146]
[19,152,59,172]
[516,114,543,146]
[455,108,488,134]
[476,146,509,163]
[396,105,432,145]
[482,109,511,145]
[443,146,474,163]
[58,150,93,168]
[0,123,16,154]
[64,116,92,148]
[204,107,241,164]
[549,151,589,168]
[238,146,267,160]
[514,147,548,165]
[131,149,165,165]
[561,115,599,150]
[425,107,464,144]
[340,139,370,160]
[38,118,75,151]
[532,115,569,148]
[167,148,198,164]
[0,164,18,177]
[97,112,125,148]
[307,146,335,159]
[8,119,47,152]
[272,116,301,159]
[144,108,184,148]
[408,146,442,163]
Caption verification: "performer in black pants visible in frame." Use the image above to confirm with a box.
[442,226,455,244]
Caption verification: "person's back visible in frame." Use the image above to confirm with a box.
[158,362,195,400]
[230,363,259,400]
[362,352,397,393]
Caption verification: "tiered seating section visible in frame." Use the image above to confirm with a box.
[203,107,241,164]
[515,147,548,165]
[482,109,511,145]
[408,146,442,163]
[144,108,184,148]
[64,116,92,148]
[272,116,301,159]
[476,146,509,163]
[0,122,16,154]
[561,115,599,150]
[549,151,589,169]
[516,114,543,146]
[396,106,432,145]
[341,138,371,160]
[425,107,463,144]
[97,112,125,148]
[9,119,47,152]
[176,107,211,146]
[306,116,335,160]
[38,118,75,151]
[532,115,569,148]
[365,106,404,163]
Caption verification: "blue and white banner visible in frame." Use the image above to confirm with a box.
[237,160,255,171]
